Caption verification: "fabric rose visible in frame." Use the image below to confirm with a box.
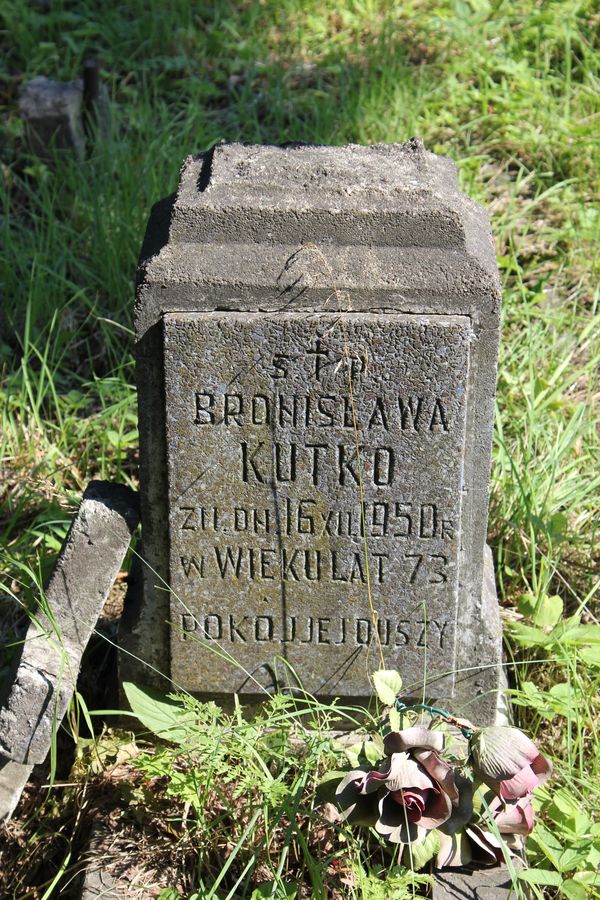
[437,793,535,868]
[335,727,471,846]
[470,726,552,800]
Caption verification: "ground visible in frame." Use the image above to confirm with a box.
[0,1,598,897]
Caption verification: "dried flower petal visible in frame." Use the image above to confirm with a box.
[383,752,436,793]
[413,749,459,805]
[335,768,379,825]
[384,727,444,755]
[470,726,551,799]
[436,830,473,868]
[493,797,535,835]
[471,727,539,780]
[375,792,419,844]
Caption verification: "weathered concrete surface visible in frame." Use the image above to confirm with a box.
[19,75,109,159]
[434,862,523,899]
[454,544,506,723]
[80,866,121,899]
[0,757,33,824]
[165,311,469,698]
[127,140,503,722]
[168,141,484,248]
[0,482,139,768]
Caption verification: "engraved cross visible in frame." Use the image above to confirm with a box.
[307,338,329,381]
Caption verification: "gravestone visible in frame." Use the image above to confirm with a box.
[19,74,110,161]
[122,140,503,723]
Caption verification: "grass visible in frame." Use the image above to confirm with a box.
[0,0,599,896]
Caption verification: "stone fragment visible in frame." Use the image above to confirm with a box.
[0,482,139,769]
[434,862,524,899]
[80,865,121,899]
[77,821,179,898]
[124,140,504,722]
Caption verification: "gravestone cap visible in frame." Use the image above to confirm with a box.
[135,140,499,335]
[169,139,465,247]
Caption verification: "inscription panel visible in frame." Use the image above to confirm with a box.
[164,312,471,696]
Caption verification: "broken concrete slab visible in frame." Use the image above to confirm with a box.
[0,757,33,824]
[0,482,139,771]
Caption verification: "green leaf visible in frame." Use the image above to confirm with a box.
[122,682,191,744]
[533,593,564,628]
[388,706,401,732]
[549,788,588,819]
[318,770,347,787]
[517,592,537,617]
[588,844,600,868]
[344,742,363,768]
[251,882,296,899]
[573,871,600,886]
[529,823,564,869]
[408,829,441,870]
[560,880,588,900]
[373,670,402,706]
[554,622,600,645]
[547,788,592,836]
[511,680,546,710]
[569,625,600,645]
[557,848,594,873]
[518,869,563,887]
[517,592,563,628]
[548,682,576,717]
[316,770,347,803]
[364,739,385,765]
[506,621,552,648]
[371,732,385,754]
[579,644,600,667]
[548,512,568,540]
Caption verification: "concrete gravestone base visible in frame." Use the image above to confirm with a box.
[19,76,86,157]
[117,139,516,897]
[122,139,505,725]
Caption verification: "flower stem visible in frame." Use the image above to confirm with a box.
[394,701,475,738]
